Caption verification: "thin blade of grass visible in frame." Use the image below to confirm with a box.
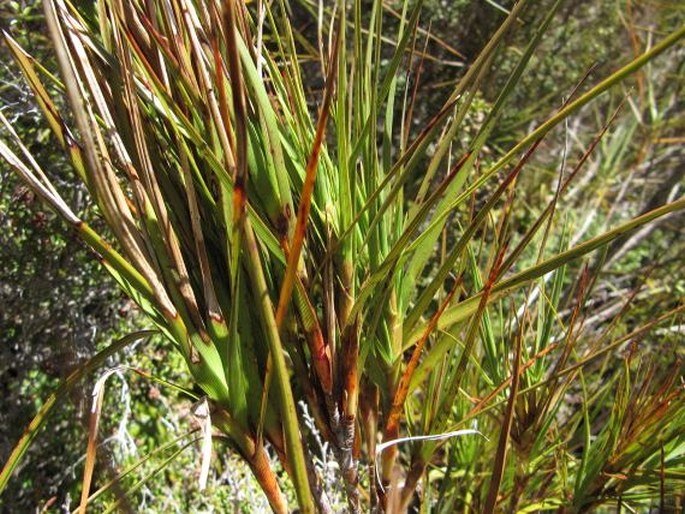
[274,19,340,380]
[242,219,314,513]
[0,331,156,495]
[408,196,685,346]
[79,367,122,513]
[483,327,522,512]
[3,32,69,148]
[76,430,199,511]
[384,278,461,441]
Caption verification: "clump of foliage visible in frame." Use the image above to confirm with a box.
[1,0,683,512]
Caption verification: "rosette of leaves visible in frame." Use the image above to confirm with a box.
[1,0,683,512]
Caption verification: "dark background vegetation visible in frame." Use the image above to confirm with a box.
[0,2,134,510]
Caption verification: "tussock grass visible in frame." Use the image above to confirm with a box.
[1,0,683,512]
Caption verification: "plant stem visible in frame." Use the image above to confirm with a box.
[242,218,315,513]
[213,409,288,514]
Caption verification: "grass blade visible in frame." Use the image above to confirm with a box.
[0,331,156,495]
